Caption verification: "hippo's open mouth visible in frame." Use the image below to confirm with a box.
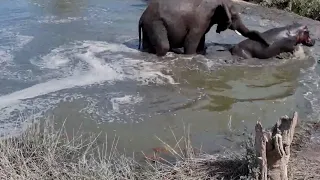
[304,36,316,47]
[300,30,315,47]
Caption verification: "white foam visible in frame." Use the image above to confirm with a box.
[37,16,85,24]
[15,34,33,49]
[0,50,13,63]
[0,31,33,63]
[293,45,306,59]
[0,30,34,81]
[0,92,85,136]
[0,40,177,130]
[31,40,176,84]
[111,95,143,113]
[78,93,145,124]
[0,68,122,109]
[299,49,320,121]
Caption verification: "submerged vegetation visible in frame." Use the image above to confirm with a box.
[245,0,320,20]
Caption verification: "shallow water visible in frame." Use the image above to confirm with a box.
[0,0,319,157]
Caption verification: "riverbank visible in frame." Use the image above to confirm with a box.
[0,114,319,179]
[290,120,320,179]
[242,0,320,21]
[0,1,319,180]
[0,118,248,179]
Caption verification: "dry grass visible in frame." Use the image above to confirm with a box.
[0,119,259,180]
[289,121,320,180]
[5,117,319,179]
[141,126,257,180]
[0,119,140,180]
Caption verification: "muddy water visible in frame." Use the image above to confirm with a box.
[0,0,320,158]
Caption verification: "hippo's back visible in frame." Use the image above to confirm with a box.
[236,23,305,47]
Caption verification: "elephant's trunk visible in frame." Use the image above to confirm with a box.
[138,20,142,49]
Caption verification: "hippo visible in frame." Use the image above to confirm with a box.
[230,23,315,59]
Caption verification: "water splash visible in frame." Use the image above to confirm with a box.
[299,47,320,120]
[0,29,34,81]
[0,40,178,134]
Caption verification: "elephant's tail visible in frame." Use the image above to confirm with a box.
[138,20,142,50]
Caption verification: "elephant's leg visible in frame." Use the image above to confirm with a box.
[196,35,206,55]
[142,31,155,53]
[170,48,184,54]
[147,21,169,56]
[184,30,203,55]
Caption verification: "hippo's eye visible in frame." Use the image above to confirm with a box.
[301,30,309,37]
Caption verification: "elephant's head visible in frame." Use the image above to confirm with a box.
[214,2,232,34]
[213,1,270,47]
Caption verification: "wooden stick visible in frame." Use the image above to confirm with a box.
[255,112,298,180]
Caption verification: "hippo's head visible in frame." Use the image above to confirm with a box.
[296,26,315,47]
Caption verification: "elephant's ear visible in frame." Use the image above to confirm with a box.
[215,2,232,33]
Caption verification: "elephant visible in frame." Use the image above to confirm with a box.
[138,0,270,56]
[230,23,316,59]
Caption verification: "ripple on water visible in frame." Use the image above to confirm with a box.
[300,61,320,121]
[0,40,179,136]
[0,29,35,97]
[79,94,145,124]
[37,16,87,24]
[0,29,33,71]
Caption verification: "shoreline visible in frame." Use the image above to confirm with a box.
[0,112,319,179]
[235,0,320,21]
[0,1,319,179]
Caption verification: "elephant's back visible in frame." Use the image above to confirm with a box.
[156,0,197,26]
[157,0,197,14]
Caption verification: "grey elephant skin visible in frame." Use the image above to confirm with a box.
[138,0,270,56]
[230,23,316,59]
